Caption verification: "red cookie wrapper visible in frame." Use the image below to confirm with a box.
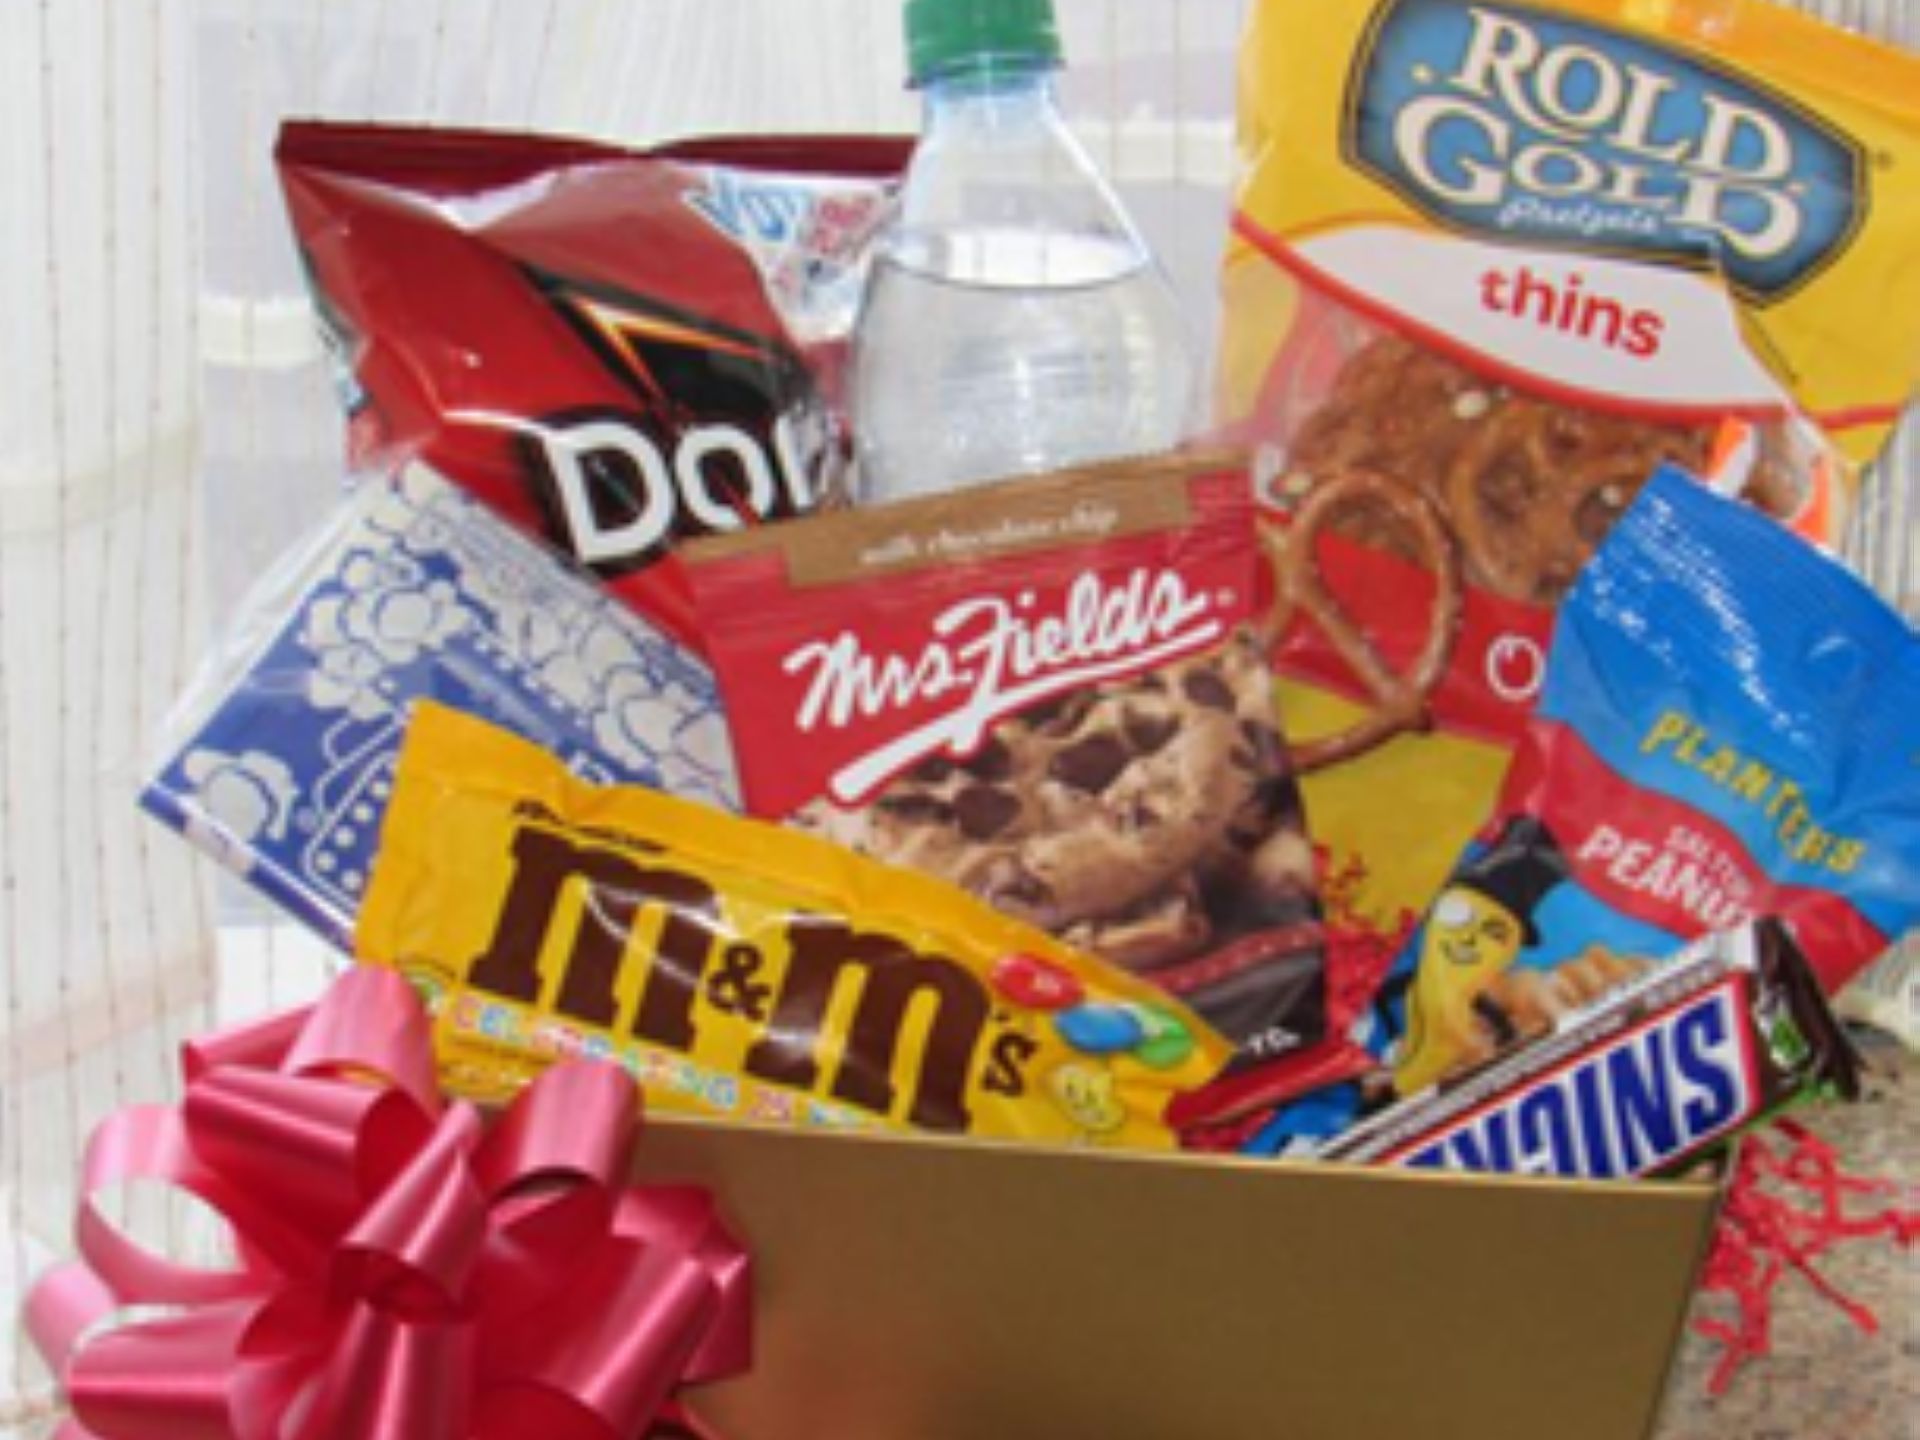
[684,453,1332,1123]
[21,968,750,1440]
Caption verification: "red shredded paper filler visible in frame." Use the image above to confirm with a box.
[1693,1114,1919,1396]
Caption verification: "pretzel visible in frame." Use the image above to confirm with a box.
[1261,470,1464,772]
[1443,403,1709,603]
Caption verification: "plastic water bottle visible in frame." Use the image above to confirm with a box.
[850,0,1197,504]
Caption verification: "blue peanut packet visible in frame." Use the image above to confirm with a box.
[142,462,737,949]
[1369,466,1920,1102]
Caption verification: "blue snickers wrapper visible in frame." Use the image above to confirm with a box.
[142,462,737,949]
[1320,920,1859,1180]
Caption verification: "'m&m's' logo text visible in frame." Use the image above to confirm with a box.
[465,805,1040,1134]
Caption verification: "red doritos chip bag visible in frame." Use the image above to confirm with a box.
[275,122,907,649]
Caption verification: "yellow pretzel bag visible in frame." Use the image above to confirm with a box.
[356,702,1230,1150]
[1215,0,1920,951]
[1222,0,1920,476]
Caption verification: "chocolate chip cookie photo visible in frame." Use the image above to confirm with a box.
[795,628,1327,1066]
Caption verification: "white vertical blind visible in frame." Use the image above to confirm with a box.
[0,5,1242,1425]
[2,3,209,1427]
[0,1,1911,1430]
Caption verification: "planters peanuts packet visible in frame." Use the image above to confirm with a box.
[142,463,736,948]
[1374,467,1920,1100]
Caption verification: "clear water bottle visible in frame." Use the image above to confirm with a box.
[850,0,1197,503]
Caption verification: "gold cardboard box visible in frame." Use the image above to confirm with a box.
[638,1120,1722,1440]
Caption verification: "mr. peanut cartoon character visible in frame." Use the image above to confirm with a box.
[1393,817,1570,1095]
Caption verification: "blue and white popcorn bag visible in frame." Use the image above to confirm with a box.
[142,462,737,948]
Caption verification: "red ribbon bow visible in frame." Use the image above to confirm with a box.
[23,969,751,1440]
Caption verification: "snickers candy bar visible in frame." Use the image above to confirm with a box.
[1322,920,1860,1180]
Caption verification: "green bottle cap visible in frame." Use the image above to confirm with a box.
[904,0,1063,85]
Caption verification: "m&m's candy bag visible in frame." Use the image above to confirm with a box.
[356,703,1230,1149]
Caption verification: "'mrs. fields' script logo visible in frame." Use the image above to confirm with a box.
[785,569,1224,805]
[1347,0,1866,299]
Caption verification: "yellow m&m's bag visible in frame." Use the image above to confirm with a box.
[356,703,1229,1150]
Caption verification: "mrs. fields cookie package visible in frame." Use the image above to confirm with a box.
[684,454,1334,1128]
[41,2,1920,1438]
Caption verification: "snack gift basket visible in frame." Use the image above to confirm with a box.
[2,2,1916,1438]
